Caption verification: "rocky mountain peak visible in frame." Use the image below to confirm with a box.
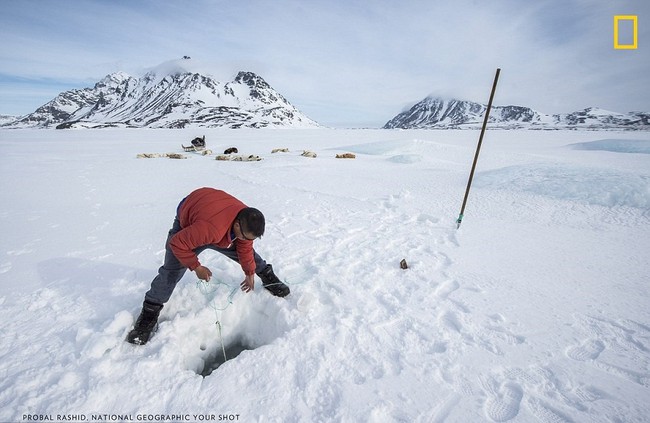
[3,60,318,129]
[384,96,649,130]
[235,71,268,88]
[95,71,133,88]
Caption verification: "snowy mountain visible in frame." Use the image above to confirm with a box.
[384,97,650,130]
[3,60,319,129]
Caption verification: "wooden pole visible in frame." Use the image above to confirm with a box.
[456,68,501,229]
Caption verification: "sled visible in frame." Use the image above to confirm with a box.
[182,135,206,152]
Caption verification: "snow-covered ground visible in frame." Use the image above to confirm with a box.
[1,128,649,422]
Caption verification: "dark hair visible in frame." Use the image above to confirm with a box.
[237,207,265,238]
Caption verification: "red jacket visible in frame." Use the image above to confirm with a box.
[169,188,256,275]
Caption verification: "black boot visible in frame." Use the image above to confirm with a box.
[126,301,163,345]
[258,265,290,297]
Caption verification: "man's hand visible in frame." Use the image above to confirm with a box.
[195,265,212,282]
[240,274,255,293]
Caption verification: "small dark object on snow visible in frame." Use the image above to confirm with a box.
[224,147,239,155]
[400,259,408,269]
[191,136,206,148]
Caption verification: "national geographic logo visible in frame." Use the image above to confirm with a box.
[614,15,638,49]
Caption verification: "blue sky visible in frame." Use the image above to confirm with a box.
[0,0,648,127]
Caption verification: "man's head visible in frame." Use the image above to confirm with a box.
[235,207,265,240]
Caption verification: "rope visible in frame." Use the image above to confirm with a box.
[195,278,238,311]
[196,278,235,364]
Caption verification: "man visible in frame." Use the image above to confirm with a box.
[127,187,290,345]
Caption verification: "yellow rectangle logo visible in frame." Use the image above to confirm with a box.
[614,15,638,49]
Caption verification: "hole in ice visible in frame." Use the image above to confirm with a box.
[199,337,254,377]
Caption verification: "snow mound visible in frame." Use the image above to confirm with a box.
[388,154,422,164]
[335,139,412,155]
[569,139,650,154]
[333,138,431,163]
[475,164,650,209]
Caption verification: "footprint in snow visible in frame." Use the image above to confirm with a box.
[438,310,462,333]
[526,397,574,423]
[566,339,605,361]
[481,376,523,422]
[592,361,650,387]
[434,279,459,300]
